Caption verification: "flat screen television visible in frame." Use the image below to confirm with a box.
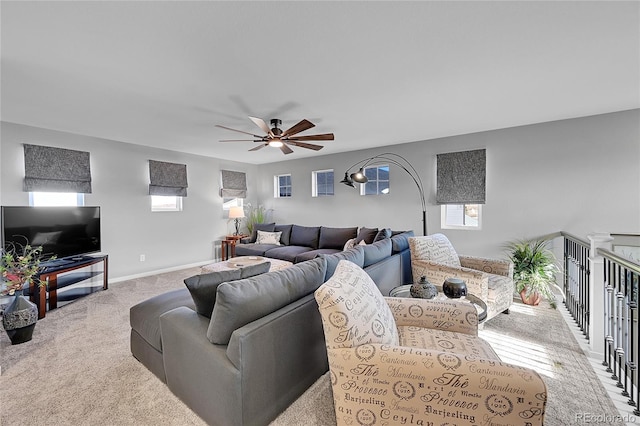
[1,206,101,261]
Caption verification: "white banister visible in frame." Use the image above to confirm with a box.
[588,232,614,357]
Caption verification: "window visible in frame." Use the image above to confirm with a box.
[441,204,482,229]
[151,195,183,212]
[312,169,334,197]
[29,192,85,207]
[223,197,244,210]
[360,165,389,195]
[274,174,292,198]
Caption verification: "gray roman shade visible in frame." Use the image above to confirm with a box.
[220,170,247,198]
[23,144,92,193]
[436,149,486,204]
[149,160,188,197]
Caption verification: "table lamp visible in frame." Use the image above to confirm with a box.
[228,206,245,236]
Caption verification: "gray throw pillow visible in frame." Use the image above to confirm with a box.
[207,257,327,345]
[355,227,378,244]
[373,228,392,242]
[184,262,271,318]
[249,222,276,243]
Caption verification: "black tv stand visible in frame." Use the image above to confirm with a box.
[30,254,108,319]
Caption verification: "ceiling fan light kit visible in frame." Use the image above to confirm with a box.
[216,116,334,155]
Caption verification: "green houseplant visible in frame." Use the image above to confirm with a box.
[506,237,560,308]
[244,204,273,236]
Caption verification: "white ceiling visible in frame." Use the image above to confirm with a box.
[2,1,638,165]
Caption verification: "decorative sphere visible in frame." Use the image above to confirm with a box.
[410,276,438,299]
[443,278,467,298]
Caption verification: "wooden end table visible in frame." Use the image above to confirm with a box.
[221,235,248,261]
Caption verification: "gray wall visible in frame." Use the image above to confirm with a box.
[254,110,640,258]
[0,122,258,279]
[2,110,638,278]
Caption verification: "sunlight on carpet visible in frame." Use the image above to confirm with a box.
[480,303,556,378]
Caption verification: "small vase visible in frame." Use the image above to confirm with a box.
[410,276,438,299]
[520,288,541,306]
[2,291,38,345]
[443,278,467,298]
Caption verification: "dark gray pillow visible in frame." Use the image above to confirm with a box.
[184,262,271,318]
[319,226,358,250]
[249,222,276,243]
[355,227,378,244]
[290,225,321,249]
[207,257,328,344]
[321,245,365,280]
[362,238,392,267]
[373,228,392,242]
[275,224,293,245]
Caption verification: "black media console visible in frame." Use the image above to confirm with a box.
[29,255,109,319]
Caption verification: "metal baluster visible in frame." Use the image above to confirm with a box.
[605,259,614,372]
[615,265,625,388]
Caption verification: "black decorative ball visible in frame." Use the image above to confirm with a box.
[443,278,467,298]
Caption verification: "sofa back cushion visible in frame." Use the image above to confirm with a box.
[322,245,365,281]
[315,260,399,349]
[249,222,276,243]
[275,224,293,245]
[409,233,461,267]
[290,225,321,249]
[390,230,414,253]
[319,226,358,250]
[362,238,392,267]
[183,262,271,318]
[207,257,328,344]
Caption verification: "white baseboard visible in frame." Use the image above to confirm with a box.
[109,260,213,283]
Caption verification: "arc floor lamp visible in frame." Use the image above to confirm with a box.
[340,153,427,236]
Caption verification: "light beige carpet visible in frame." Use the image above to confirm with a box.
[0,267,624,425]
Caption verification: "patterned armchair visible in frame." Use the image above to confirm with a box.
[409,233,514,321]
[314,260,547,426]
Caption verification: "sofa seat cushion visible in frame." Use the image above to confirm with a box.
[318,226,357,250]
[184,262,271,318]
[264,245,314,263]
[235,243,280,257]
[129,288,194,352]
[294,248,341,263]
[207,257,328,344]
[397,325,499,360]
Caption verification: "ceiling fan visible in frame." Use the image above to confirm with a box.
[216,117,334,155]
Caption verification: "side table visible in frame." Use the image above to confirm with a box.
[221,235,248,261]
[389,284,488,323]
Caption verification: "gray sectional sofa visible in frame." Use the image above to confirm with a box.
[235,223,392,263]
[129,229,414,426]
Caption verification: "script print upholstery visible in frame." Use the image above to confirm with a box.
[410,234,515,321]
[315,260,547,426]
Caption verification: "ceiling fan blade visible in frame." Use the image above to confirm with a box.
[287,141,324,151]
[280,143,294,154]
[249,143,268,151]
[248,116,272,136]
[219,139,264,142]
[285,133,334,141]
[281,119,315,138]
[215,124,263,138]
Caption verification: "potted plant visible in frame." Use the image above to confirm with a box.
[506,237,561,308]
[1,242,52,344]
[244,204,273,236]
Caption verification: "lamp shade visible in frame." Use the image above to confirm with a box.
[350,169,368,183]
[228,206,245,219]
